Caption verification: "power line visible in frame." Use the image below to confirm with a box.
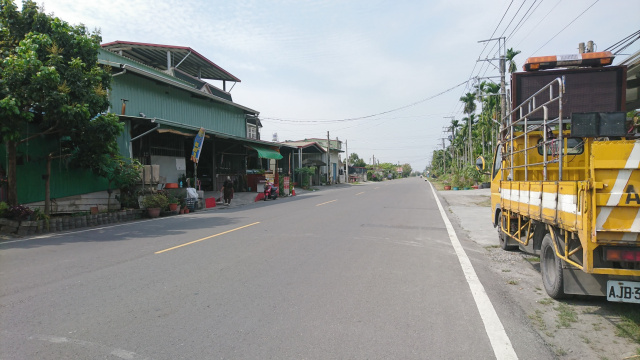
[498,0,528,39]
[451,1,515,116]
[506,0,543,42]
[529,0,600,56]
[605,30,640,55]
[513,0,561,49]
[262,79,468,123]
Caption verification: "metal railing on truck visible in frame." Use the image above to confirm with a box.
[501,77,565,181]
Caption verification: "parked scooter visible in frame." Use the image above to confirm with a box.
[263,183,278,201]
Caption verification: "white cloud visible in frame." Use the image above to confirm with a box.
[34,0,640,171]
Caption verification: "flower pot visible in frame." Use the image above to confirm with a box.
[453,187,460,191]
[183,207,189,214]
[169,203,178,212]
[179,208,185,214]
[444,185,452,190]
[147,208,161,218]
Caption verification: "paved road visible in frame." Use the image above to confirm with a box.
[0,179,553,359]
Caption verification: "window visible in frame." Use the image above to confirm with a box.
[537,138,584,155]
[492,145,502,180]
[247,124,257,139]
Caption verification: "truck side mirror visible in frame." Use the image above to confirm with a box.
[476,156,486,172]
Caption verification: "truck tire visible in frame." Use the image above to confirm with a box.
[541,233,566,299]
[499,213,517,250]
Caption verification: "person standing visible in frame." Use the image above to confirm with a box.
[223,176,234,205]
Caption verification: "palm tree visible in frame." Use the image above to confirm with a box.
[460,92,477,115]
[450,119,460,167]
[506,48,521,73]
[460,92,477,164]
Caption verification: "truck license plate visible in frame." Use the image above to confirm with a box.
[607,281,640,304]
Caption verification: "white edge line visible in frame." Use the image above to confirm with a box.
[428,181,518,360]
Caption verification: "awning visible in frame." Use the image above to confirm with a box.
[302,158,326,166]
[248,145,283,160]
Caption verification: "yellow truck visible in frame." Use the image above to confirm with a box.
[490,51,640,302]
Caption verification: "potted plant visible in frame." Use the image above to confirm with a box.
[142,193,169,218]
[166,193,179,212]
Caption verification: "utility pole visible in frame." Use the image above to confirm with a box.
[326,131,330,185]
[345,139,348,183]
[336,136,340,183]
[477,36,507,138]
[441,137,447,174]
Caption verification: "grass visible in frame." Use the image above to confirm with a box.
[611,304,640,344]
[507,279,520,285]
[529,309,546,331]
[502,269,511,272]
[538,298,553,305]
[484,245,500,250]
[555,303,578,328]
[555,347,568,356]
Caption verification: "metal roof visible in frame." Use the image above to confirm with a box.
[99,59,259,115]
[279,141,327,153]
[125,116,281,148]
[101,41,241,82]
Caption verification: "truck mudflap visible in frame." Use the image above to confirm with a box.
[593,140,640,243]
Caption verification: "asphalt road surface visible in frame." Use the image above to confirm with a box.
[0,179,554,359]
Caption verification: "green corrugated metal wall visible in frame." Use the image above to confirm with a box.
[109,74,246,137]
[1,134,110,204]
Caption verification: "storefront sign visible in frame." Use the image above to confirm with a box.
[190,127,206,163]
[284,177,290,194]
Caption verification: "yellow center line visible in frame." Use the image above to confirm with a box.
[355,192,365,196]
[316,200,337,206]
[155,222,260,254]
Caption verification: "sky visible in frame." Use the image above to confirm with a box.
[34,0,640,172]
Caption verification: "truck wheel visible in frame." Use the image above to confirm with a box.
[499,214,517,250]
[541,233,566,299]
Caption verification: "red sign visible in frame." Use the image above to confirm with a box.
[284,177,290,195]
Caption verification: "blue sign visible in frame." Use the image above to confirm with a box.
[190,127,206,163]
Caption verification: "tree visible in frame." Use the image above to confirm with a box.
[1,0,114,206]
[69,113,141,211]
[460,92,477,165]
[401,163,412,178]
[506,48,521,74]
[348,153,367,167]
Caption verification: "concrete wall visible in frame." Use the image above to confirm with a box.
[26,190,121,213]
[150,156,185,184]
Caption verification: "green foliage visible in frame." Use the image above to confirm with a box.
[115,187,140,209]
[506,48,522,73]
[1,0,111,141]
[142,192,169,209]
[401,163,412,177]
[348,153,367,167]
[166,192,178,204]
[295,166,315,188]
[0,202,9,217]
[1,0,113,204]
[31,207,49,226]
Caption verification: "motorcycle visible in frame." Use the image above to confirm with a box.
[263,183,278,201]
